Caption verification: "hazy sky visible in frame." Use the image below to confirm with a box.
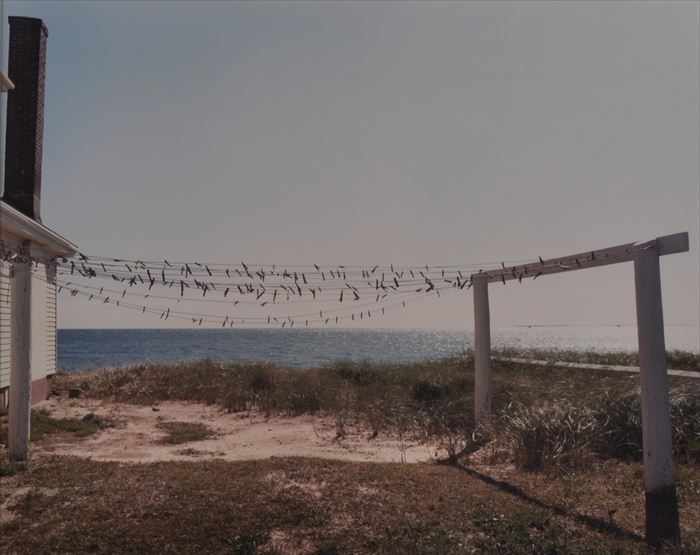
[3,1,699,335]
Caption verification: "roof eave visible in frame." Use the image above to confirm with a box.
[0,200,78,256]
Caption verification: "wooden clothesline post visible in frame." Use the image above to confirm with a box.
[471,231,688,547]
[634,246,680,545]
[472,275,491,425]
[8,248,32,463]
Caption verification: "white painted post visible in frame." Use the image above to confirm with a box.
[633,247,680,546]
[8,256,32,462]
[473,275,491,425]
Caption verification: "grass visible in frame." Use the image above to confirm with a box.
[495,391,700,472]
[0,408,109,445]
[499,401,598,471]
[49,356,700,467]
[493,347,700,372]
[156,420,215,445]
[17,356,698,552]
[1,455,699,554]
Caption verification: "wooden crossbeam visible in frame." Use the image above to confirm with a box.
[471,232,689,284]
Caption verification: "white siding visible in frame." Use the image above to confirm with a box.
[30,262,48,381]
[0,260,58,395]
[46,263,56,375]
[0,260,11,389]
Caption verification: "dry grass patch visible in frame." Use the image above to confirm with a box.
[156,421,215,445]
[49,357,700,469]
[2,455,700,553]
[18,356,698,552]
[494,347,700,372]
[0,408,111,445]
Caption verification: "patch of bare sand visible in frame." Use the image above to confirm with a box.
[33,397,440,464]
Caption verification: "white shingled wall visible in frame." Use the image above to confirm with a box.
[0,259,11,390]
[46,263,56,376]
[0,259,58,405]
[30,261,47,382]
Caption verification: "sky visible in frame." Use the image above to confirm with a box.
[2,1,699,337]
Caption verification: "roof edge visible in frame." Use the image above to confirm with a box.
[0,200,78,256]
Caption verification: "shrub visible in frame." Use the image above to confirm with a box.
[592,393,643,461]
[498,390,700,471]
[248,366,275,393]
[593,390,700,464]
[156,421,215,445]
[412,381,450,404]
[500,402,598,471]
[286,390,321,416]
[417,398,474,461]
[669,391,700,464]
[222,388,250,413]
[331,360,383,386]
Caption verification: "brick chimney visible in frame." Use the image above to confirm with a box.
[2,17,48,222]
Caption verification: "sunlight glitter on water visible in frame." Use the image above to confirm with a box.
[57,326,699,372]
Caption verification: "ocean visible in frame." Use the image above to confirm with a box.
[57,326,699,372]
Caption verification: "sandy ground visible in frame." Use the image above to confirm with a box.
[32,397,441,464]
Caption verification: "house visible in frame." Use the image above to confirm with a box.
[1,202,77,408]
[0,15,77,459]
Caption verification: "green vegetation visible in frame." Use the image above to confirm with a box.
[51,356,700,469]
[1,455,699,554]
[10,356,694,553]
[0,460,20,477]
[30,409,109,441]
[0,408,110,445]
[493,347,700,372]
[498,394,700,472]
[156,420,215,445]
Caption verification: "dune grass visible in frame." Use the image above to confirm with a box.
[156,421,216,445]
[493,347,700,372]
[50,356,700,468]
[0,408,109,446]
[3,357,700,553]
